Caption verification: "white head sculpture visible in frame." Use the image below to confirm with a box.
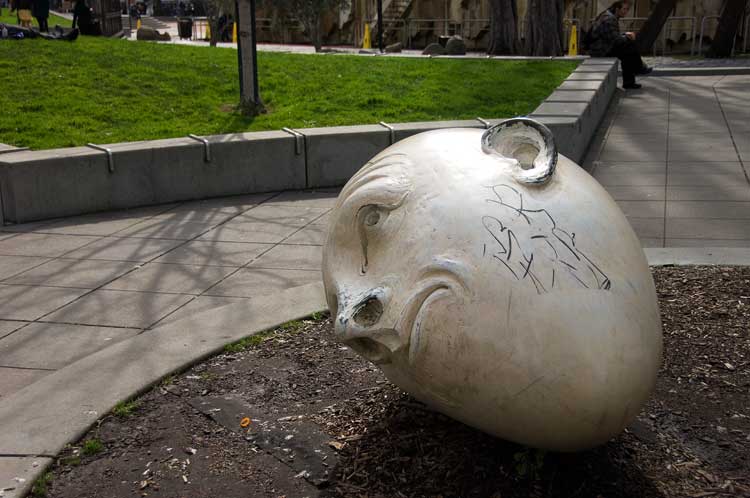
[322,118,662,451]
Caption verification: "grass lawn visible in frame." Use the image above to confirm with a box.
[0,11,72,28]
[0,36,577,150]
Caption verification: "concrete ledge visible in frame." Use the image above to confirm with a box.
[0,282,327,498]
[0,59,620,224]
[648,66,750,77]
[528,58,618,161]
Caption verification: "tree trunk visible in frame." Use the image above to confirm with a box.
[708,0,746,57]
[524,0,564,56]
[237,0,263,115]
[309,15,322,51]
[209,16,219,46]
[487,0,518,55]
[636,0,678,53]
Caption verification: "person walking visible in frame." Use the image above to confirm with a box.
[12,0,34,28]
[589,1,652,89]
[32,0,49,32]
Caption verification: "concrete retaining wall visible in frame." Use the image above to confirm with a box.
[0,59,618,224]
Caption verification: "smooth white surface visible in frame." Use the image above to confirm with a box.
[323,124,663,451]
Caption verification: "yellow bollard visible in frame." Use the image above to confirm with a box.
[363,23,371,49]
[232,22,237,43]
[136,18,141,30]
[568,22,578,56]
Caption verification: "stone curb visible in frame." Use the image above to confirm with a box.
[0,59,617,225]
[645,247,750,266]
[0,282,327,498]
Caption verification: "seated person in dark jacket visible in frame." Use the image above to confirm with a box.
[589,1,652,89]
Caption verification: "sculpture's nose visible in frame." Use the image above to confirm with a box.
[335,290,399,364]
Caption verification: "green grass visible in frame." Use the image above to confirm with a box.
[0,36,577,150]
[0,11,72,28]
[224,319,310,352]
[81,438,104,456]
[30,472,53,497]
[112,399,139,417]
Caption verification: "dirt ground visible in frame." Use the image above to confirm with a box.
[42,266,750,498]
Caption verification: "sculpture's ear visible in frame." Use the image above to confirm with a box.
[481,118,558,185]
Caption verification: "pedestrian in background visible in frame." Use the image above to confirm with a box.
[32,0,49,32]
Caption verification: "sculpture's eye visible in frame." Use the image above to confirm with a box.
[357,205,388,274]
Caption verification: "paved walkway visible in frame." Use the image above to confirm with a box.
[0,190,333,400]
[589,74,750,247]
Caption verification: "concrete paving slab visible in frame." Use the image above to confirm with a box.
[593,162,666,173]
[0,282,327,457]
[666,201,750,219]
[0,323,139,370]
[39,213,155,236]
[247,244,323,271]
[615,201,665,218]
[0,457,53,498]
[103,263,237,295]
[204,268,321,298]
[626,218,665,239]
[265,190,339,209]
[666,186,750,201]
[599,145,666,162]
[0,256,51,280]
[663,238,750,248]
[152,240,271,267]
[157,193,274,217]
[115,218,221,240]
[5,259,138,288]
[667,219,750,240]
[232,204,328,225]
[0,233,100,258]
[283,225,328,245]
[0,220,57,234]
[604,186,666,201]
[311,212,331,226]
[640,238,664,248]
[0,321,26,340]
[151,295,245,328]
[198,221,302,244]
[646,247,750,264]
[62,237,183,262]
[667,170,748,187]
[667,145,740,162]
[41,289,193,328]
[666,161,745,174]
[0,366,51,398]
[594,171,666,186]
[0,285,89,321]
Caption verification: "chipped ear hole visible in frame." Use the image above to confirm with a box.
[481,118,558,185]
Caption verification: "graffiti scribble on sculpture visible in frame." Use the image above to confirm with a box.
[482,184,611,294]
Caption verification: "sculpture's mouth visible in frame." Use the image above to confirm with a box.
[397,263,469,365]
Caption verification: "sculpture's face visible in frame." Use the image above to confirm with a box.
[322,120,662,451]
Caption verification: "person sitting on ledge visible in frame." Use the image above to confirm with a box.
[588,0,652,89]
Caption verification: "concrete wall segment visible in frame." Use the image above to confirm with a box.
[0,59,618,223]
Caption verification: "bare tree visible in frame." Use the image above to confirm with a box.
[708,0,746,57]
[487,0,519,55]
[523,0,564,56]
[636,0,678,53]
[261,0,349,52]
